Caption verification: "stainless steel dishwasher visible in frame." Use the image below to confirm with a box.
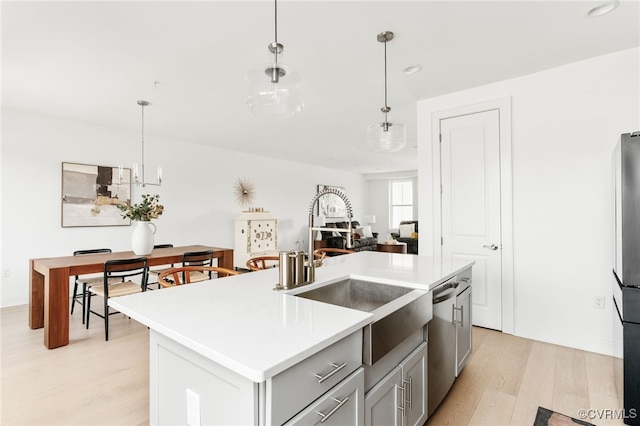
[427,272,472,417]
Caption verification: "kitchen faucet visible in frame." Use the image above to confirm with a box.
[305,188,354,284]
[274,187,353,290]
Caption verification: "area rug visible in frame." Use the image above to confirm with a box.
[534,407,595,426]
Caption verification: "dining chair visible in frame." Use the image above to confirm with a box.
[313,248,355,259]
[246,255,279,271]
[158,266,239,287]
[181,250,215,283]
[85,257,148,341]
[147,244,175,289]
[71,248,121,324]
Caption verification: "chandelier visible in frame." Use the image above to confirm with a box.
[120,100,162,187]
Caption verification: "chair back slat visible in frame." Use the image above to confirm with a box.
[74,248,112,256]
[158,266,239,287]
[314,248,354,259]
[182,250,214,281]
[153,244,174,249]
[104,257,148,289]
[246,256,279,271]
[74,249,112,279]
[182,250,214,266]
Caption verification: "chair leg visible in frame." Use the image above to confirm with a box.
[86,291,91,329]
[81,283,88,325]
[70,282,78,314]
[104,296,109,341]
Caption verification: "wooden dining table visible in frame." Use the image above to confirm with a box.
[29,244,233,349]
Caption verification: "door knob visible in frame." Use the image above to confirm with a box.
[483,244,498,251]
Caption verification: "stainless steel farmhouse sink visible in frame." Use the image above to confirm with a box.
[294,278,432,365]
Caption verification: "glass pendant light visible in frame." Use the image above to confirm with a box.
[246,0,303,119]
[367,31,406,152]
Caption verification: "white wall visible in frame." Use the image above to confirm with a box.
[0,109,367,307]
[418,47,640,356]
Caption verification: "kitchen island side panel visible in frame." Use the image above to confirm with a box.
[150,331,259,425]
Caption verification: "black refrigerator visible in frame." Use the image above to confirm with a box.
[613,131,640,425]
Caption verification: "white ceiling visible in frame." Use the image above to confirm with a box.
[3,1,639,174]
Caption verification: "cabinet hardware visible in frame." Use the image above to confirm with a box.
[483,244,498,251]
[396,383,406,416]
[317,397,349,423]
[453,305,464,326]
[404,377,413,409]
[314,362,347,384]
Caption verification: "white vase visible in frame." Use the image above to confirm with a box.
[131,220,156,255]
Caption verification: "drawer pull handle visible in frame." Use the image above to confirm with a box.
[315,362,347,384]
[396,383,406,416]
[317,397,349,423]
[405,377,412,409]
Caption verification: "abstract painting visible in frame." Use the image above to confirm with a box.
[61,162,131,227]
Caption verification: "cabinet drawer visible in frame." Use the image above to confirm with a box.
[285,368,364,426]
[268,331,363,425]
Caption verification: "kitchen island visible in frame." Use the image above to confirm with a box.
[110,251,473,425]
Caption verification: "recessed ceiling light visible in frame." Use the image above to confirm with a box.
[587,0,619,17]
[403,65,422,75]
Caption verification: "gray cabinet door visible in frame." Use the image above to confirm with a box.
[364,365,403,426]
[456,286,472,376]
[400,342,428,426]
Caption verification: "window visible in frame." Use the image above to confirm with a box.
[390,181,413,228]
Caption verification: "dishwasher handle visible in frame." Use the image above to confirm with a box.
[433,281,459,304]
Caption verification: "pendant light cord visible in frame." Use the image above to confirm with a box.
[274,0,278,44]
[383,38,388,122]
[140,102,145,177]
[273,0,279,64]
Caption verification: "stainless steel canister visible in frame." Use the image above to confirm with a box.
[293,251,306,285]
[278,251,296,289]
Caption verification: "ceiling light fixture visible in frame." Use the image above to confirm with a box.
[587,0,619,17]
[120,100,162,187]
[403,64,422,75]
[246,0,303,119]
[367,31,406,153]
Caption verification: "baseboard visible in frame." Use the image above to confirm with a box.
[515,323,616,357]
[1,296,29,309]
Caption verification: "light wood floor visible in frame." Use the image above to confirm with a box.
[427,326,624,426]
[1,305,624,425]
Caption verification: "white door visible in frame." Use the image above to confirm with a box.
[440,109,502,330]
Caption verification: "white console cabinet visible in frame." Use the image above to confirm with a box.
[234,211,277,269]
[364,342,428,426]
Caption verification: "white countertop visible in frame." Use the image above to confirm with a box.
[109,251,472,383]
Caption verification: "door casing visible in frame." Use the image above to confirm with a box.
[430,97,514,335]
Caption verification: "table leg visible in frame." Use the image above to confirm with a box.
[218,249,234,270]
[29,260,45,329]
[44,268,70,349]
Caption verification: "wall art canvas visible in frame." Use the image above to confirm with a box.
[61,162,131,227]
[317,184,347,218]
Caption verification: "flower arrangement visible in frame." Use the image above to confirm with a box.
[118,194,164,222]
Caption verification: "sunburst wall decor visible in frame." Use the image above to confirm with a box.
[234,178,256,209]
